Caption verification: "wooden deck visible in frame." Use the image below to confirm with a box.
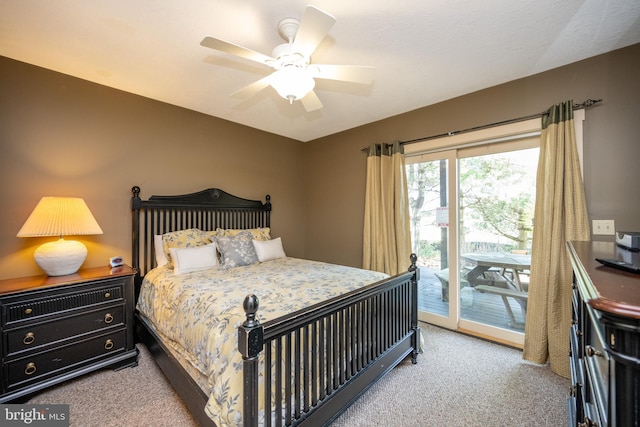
[417,267,526,332]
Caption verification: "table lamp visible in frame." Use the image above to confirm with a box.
[16,197,103,276]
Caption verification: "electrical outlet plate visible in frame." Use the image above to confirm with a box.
[593,219,615,235]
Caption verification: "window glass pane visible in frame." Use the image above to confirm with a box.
[458,147,538,331]
[407,159,450,318]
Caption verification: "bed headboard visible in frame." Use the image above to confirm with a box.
[130,185,271,283]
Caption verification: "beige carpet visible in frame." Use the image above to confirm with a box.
[28,323,569,426]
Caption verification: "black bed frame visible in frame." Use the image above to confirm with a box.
[131,186,421,427]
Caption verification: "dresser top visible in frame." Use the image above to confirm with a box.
[0,265,136,296]
[568,241,640,319]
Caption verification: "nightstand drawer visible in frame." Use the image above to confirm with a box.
[2,280,124,325]
[5,329,126,391]
[5,305,124,357]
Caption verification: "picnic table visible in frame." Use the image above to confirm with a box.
[460,252,531,327]
[460,252,531,291]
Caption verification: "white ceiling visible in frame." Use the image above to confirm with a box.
[2,1,640,142]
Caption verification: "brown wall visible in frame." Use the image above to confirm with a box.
[0,57,305,279]
[304,43,640,268]
[2,43,639,279]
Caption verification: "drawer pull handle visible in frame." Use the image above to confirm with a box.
[104,313,114,324]
[24,308,33,315]
[586,345,603,358]
[23,332,35,345]
[104,339,114,350]
[24,362,36,376]
[104,292,111,299]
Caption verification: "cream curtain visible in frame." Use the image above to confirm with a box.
[363,141,412,275]
[523,101,591,378]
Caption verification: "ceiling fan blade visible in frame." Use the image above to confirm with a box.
[292,6,336,58]
[310,64,375,84]
[201,36,274,66]
[300,90,323,112]
[231,75,273,99]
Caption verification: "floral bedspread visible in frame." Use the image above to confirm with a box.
[136,257,389,427]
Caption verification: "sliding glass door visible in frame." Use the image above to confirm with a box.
[457,146,537,342]
[407,150,458,330]
[407,135,539,345]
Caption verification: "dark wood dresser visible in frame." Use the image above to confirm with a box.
[567,241,640,427]
[0,265,139,402]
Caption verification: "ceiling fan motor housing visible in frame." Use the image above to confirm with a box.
[271,43,308,69]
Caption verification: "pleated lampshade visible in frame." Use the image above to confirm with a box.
[17,197,103,276]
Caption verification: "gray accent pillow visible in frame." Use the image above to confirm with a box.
[216,230,259,268]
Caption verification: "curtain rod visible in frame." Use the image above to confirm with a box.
[361,98,601,152]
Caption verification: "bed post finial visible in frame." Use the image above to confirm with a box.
[409,253,418,276]
[132,186,140,198]
[242,294,260,328]
[239,294,263,427]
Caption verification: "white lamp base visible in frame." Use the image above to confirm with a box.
[34,238,87,276]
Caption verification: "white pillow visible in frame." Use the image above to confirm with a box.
[155,235,169,267]
[252,237,286,262]
[168,243,218,275]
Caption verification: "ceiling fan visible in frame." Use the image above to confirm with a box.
[200,5,375,112]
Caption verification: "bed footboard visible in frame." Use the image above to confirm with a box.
[239,254,420,427]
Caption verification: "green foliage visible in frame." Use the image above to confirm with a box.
[416,240,438,258]
[406,148,537,253]
[459,152,535,247]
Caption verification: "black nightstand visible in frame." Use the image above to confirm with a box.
[0,265,139,402]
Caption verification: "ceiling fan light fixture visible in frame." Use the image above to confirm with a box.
[270,67,315,104]
[201,5,370,112]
